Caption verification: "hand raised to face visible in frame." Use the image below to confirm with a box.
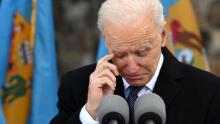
[86,54,119,119]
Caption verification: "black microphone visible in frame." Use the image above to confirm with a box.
[98,95,129,124]
[134,92,166,124]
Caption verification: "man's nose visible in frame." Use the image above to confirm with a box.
[126,56,139,74]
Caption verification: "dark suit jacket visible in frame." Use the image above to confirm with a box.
[50,47,220,124]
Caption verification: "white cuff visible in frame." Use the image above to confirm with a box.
[79,105,99,124]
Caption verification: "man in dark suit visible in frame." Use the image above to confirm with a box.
[50,0,220,124]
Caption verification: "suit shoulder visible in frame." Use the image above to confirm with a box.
[63,63,97,79]
[58,63,97,98]
[181,63,220,86]
[60,63,97,88]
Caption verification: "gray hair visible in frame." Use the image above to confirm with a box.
[97,0,165,34]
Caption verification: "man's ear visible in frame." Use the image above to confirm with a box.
[161,22,167,47]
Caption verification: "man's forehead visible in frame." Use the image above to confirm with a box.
[104,24,157,41]
[104,25,157,44]
[103,15,156,32]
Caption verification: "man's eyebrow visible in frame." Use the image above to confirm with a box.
[111,48,123,53]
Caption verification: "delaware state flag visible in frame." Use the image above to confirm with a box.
[166,0,209,70]
[0,0,58,124]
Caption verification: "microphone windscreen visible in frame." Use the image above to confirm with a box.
[98,95,129,124]
[134,92,166,124]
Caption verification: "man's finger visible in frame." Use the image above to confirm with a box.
[98,54,114,64]
[98,69,116,83]
[104,62,119,76]
[100,77,116,90]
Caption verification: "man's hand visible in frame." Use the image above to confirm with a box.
[86,54,119,119]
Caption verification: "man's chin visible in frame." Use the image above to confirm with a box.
[125,77,148,86]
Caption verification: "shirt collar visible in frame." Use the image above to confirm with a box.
[122,53,164,91]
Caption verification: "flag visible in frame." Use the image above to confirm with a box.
[166,0,209,70]
[96,0,177,60]
[96,36,108,60]
[0,0,16,123]
[0,0,15,85]
[0,0,58,123]
[28,0,58,123]
[1,0,33,123]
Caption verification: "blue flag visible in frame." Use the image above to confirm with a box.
[0,0,15,88]
[28,0,58,123]
[96,36,108,60]
[0,0,15,124]
[160,0,177,16]
[0,0,58,123]
[96,0,177,60]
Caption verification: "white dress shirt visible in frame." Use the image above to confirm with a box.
[79,53,164,124]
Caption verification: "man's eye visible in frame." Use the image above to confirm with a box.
[115,53,126,58]
[136,50,148,57]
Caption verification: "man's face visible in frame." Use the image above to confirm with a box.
[104,17,166,86]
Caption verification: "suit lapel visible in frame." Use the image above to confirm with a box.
[153,47,184,109]
[114,76,125,98]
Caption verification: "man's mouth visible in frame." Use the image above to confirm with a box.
[125,75,142,80]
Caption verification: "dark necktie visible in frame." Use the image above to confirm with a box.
[127,86,144,124]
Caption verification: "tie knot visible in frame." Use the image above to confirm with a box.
[129,86,144,96]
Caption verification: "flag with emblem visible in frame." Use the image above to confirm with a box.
[166,0,209,70]
[0,0,58,123]
[2,0,33,123]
